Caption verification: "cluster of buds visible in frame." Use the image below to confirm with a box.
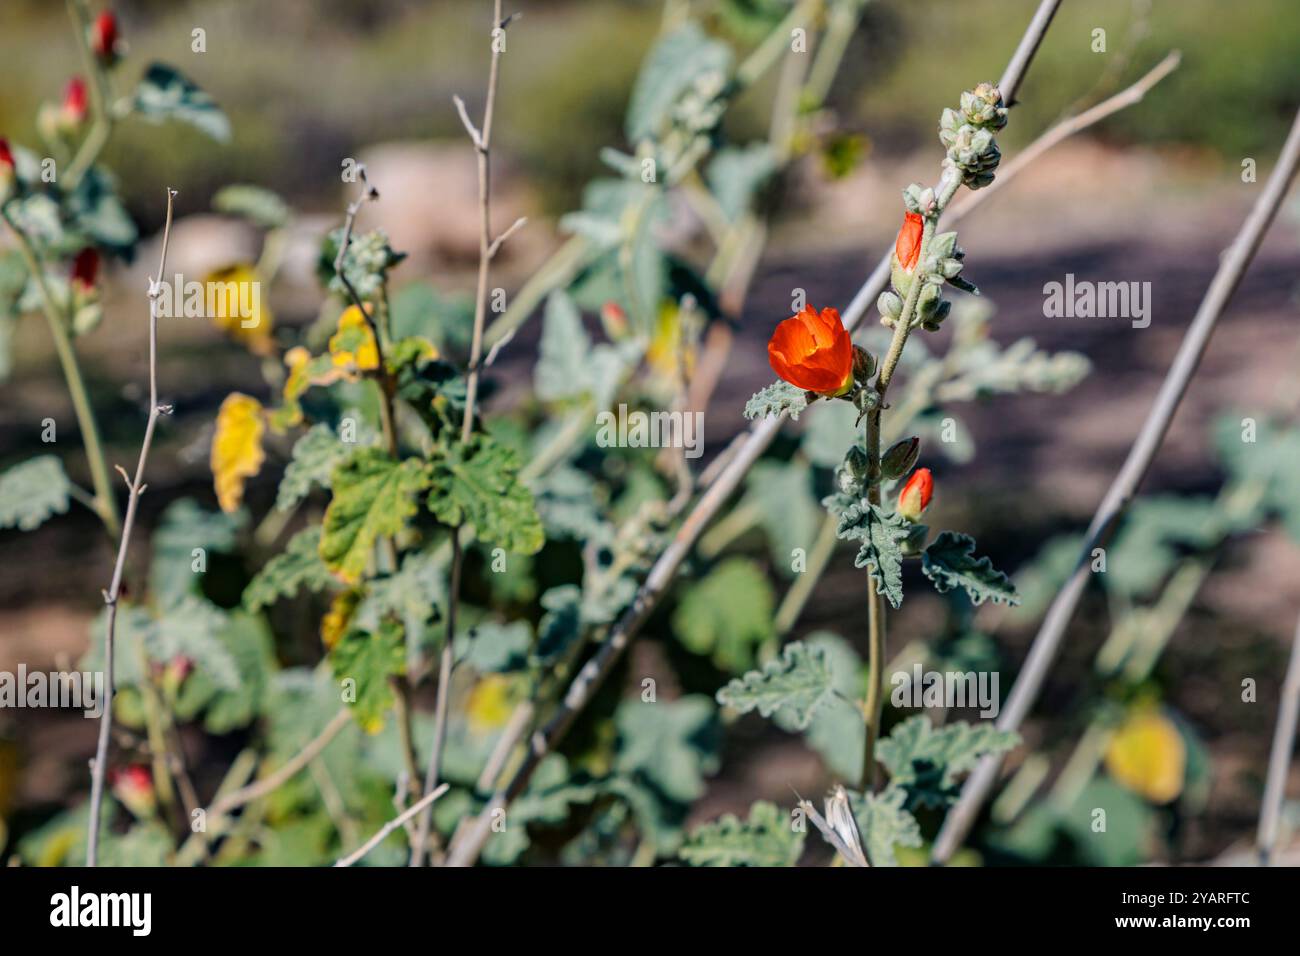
[939,82,1006,189]
[830,436,932,553]
[767,305,879,419]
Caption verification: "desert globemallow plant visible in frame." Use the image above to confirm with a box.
[723,83,1026,865]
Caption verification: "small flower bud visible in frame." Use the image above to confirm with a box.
[876,290,903,320]
[895,211,924,273]
[600,300,628,340]
[71,248,100,293]
[61,77,89,130]
[900,523,929,556]
[897,467,933,522]
[851,345,876,383]
[880,437,920,480]
[91,11,121,65]
[844,445,871,481]
[110,765,156,819]
[0,139,14,202]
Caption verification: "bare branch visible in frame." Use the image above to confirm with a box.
[1257,609,1300,864]
[335,784,449,867]
[87,186,178,867]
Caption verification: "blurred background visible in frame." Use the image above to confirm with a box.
[2,0,1300,865]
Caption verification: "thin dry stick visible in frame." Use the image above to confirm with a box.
[1258,610,1300,865]
[444,0,1067,868]
[335,783,449,867]
[410,0,514,868]
[209,709,351,818]
[86,187,178,867]
[932,104,1300,865]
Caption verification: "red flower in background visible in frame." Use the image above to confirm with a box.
[109,765,156,817]
[767,305,854,395]
[895,211,924,272]
[897,467,933,521]
[0,138,14,172]
[91,11,120,63]
[62,76,89,125]
[71,248,100,292]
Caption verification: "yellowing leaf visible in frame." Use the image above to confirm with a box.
[211,393,266,513]
[205,264,273,355]
[1105,710,1186,804]
[321,589,361,650]
[328,304,379,376]
[467,674,515,733]
[646,300,695,379]
[319,449,431,584]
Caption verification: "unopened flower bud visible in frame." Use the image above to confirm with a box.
[897,467,933,522]
[91,11,121,65]
[900,522,929,556]
[110,765,156,819]
[844,445,871,482]
[880,437,920,480]
[0,139,14,202]
[61,77,89,131]
[852,345,876,383]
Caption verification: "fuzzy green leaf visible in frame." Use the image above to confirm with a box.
[921,531,1019,606]
[680,801,802,867]
[150,498,243,608]
[426,435,544,555]
[717,641,835,730]
[876,715,1020,808]
[671,558,775,672]
[615,696,720,804]
[277,424,351,512]
[534,290,591,403]
[456,619,532,673]
[707,144,777,222]
[625,22,732,142]
[328,620,406,733]
[244,526,334,611]
[835,501,910,609]
[150,596,240,691]
[739,460,819,577]
[744,380,809,421]
[213,184,291,229]
[0,455,71,531]
[133,63,231,142]
[320,449,431,583]
[848,784,923,866]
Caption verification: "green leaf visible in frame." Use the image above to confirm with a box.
[835,501,910,609]
[921,531,1019,606]
[744,380,808,421]
[795,632,866,780]
[149,498,242,608]
[66,167,138,254]
[802,399,860,468]
[739,460,819,576]
[1105,496,1222,599]
[535,585,582,664]
[534,290,591,402]
[625,22,732,142]
[277,424,351,512]
[717,641,835,730]
[0,455,71,531]
[213,184,291,229]
[133,63,231,142]
[329,619,406,733]
[244,526,334,611]
[680,801,802,867]
[194,611,276,732]
[426,435,544,555]
[354,548,446,652]
[707,143,777,221]
[615,696,720,804]
[848,784,923,867]
[876,715,1019,809]
[320,449,431,584]
[456,619,532,673]
[150,596,240,691]
[671,558,775,672]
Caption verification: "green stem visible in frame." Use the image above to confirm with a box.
[2,212,119,536]
[64,0,116,191]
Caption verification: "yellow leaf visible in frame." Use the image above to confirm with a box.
[211,392,266,513]
[467,675,515,733]
[205,264,273,355]
[647,300,696,379]
[1105,709,1186,804]
[328,304,379,376]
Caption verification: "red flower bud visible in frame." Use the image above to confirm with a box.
[91,11,119,63]
[0,138,13,172]
[71,248,100,292]
[62,77,89,126]
[897,467,933,521]
[895,211,924,273]
[767,304,854,396]
[110,765,156,818]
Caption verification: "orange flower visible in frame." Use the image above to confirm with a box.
[897,467,933,521]
[767,305,854,395]
[895,211,924,273]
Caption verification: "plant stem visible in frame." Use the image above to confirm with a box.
[86,187,177,866]
[411,0,510,867]
[1258,609,1300,865]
